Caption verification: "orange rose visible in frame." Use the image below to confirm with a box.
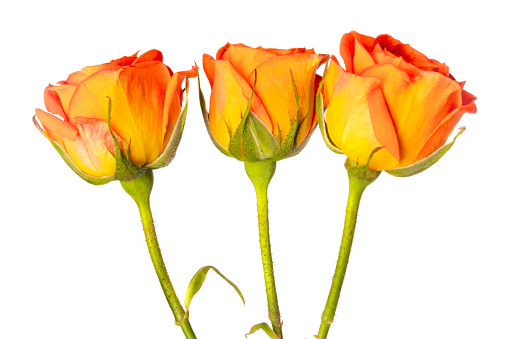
[201,43,328,161]
[34,50,198,184]
[321,32,476,173]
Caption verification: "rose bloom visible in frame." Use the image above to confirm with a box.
[35,50,197,179]
[203,43,328,155]
[322,32,477,171]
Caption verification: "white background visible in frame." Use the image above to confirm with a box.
[1,1,507,338]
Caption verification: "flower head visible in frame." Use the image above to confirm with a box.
[34,50,198,183]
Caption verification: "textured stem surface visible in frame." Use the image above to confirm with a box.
[317,171,370,339]
[121,170,196,339]
[245,161,283,338]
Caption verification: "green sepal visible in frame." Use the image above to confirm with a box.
[269,70,304,161]
[316,62,343,155]
[386,127,466,178]
[245,323,279,339]
[184,265,245,316]
[148,78,190,169]
[228,71,278,162]
[32,116,114,185]
[197,69,232,157]
[228,110,278,162]
[345,147,382,184]
[105,98,145,182]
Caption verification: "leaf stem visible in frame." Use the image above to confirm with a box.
[121,170,197,339]
[245,161,283,338]
[317,171,371,339]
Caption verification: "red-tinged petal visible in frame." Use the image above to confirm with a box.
[261,47,308,56]
[246,53,326,145]
[361,64,463,167]
[203,54,216,86]
[44,85,66,120]
[36,108,78,141]
[66,64,123,85]
[352,37,376,74]
[220,43,278,81]
[340,31,377,73]
[324,65,399,170]
[161,66,199,147]
[68,62,172,166]
[48,84,77,116]
[461,88,477,113]
[133,49,163,64]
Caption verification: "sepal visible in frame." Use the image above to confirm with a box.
[197,70,232,157]
[148,78,190,169]
[386,127,465,177]
[245,322,279,339]
[184,265,244,318]
[32,115,114,185]
[106,98,145,182]
[316,62,344,154]
[345,147,382,184]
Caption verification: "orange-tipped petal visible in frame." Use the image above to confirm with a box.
[246,52,327,145]
[44,85,66,120]
[324,64,399,170]
[219,43,279,81]
[340,31,377,73]
[133,49,163,64]
[352,37,376,74]
[48,84,77,116]
[361,64,463,167]
[203,54,216,86]
[208,59,267,149]
[36,108,78,141]
[161,66,199,147]
[68,62,172,166]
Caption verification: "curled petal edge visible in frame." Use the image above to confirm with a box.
[197,70,232,157]
[386,127,465,177]
[148,77,190,169]
[316,62,344,155]
[33,115,114,185]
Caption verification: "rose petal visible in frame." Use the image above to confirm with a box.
[323,60,399,170]
[219,43,279,81]
[36,108,78,142]
[340,31,377,73]
[361,64,463,167]
[246,52,326,145]
[68,62,171,166]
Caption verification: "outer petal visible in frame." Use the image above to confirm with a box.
[323,60,399,170]
[208,59,259,149]
[35,108,78,144]
[48,84,78,116]
[62,120,121,177]
[361,64,463,167]
[219,43,279,81]
[161,66,198,147]
[246,53,327,145]
[44,85,67,120]
[68,62,171,166]
[340,31,377,73]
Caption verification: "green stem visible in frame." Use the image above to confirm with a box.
[121,170,197,339]
[317,171,371,339]
[245,161,283,339]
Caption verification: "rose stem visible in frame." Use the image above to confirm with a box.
[317,171,371,339]
[121,169,197,339]
[245,160,283,338]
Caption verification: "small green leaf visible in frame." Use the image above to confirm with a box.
[316,62,343,155]
[386,127,466,178]
[148,77,189,169]
[245,323,279,339]
[33,116,114,185]
[197,70,232,157]
[184,266,245,311]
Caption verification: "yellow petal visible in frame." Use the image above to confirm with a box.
[324,62,399,170]
[361,64,462,167]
